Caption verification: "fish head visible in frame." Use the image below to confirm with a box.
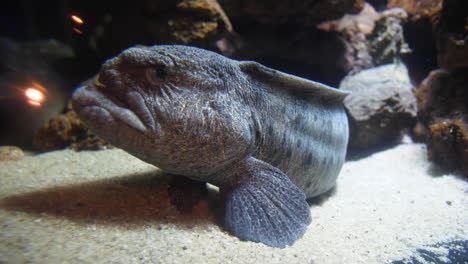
[72,45,252,177]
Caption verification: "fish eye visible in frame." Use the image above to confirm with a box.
[146,65,167,84]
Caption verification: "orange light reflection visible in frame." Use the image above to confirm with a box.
[25,88,44,102]
[23,82,47,107]
[28,100,42,106]
[73,28,83,34]
[71,15,84,24]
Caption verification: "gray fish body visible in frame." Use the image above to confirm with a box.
[72,45,349,248]
[238,68,349,198]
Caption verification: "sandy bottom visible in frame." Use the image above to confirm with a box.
[0,143,466,264]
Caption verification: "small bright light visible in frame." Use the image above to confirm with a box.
[71,15,84,24]
[73,27,83,34]
[24,87,46,106]
[28,100,42,106]
[25,88,44,101]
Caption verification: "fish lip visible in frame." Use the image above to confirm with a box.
[72,82,148,134]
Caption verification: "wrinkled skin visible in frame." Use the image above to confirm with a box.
[72,45,349,248]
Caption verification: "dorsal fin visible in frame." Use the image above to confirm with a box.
[239,61,350,101]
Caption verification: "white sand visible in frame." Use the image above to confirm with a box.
[0,143,466,264]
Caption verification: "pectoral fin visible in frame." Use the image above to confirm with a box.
[222,157,311,248]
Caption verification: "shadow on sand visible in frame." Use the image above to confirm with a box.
[0,170,222,229]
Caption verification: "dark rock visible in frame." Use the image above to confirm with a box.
[433,0,468,69]
[341,63,417,157]
[157,0,234,45]
[211,0,367,86]
[73,0,234,59]
[399,17,438,85]
[415,69,468,177]
[212,0,367,86]
[33,108,112,152]
[366,0,388,11]
[317,3,380,74]
[318,4,410,74]
[218,0,365,26]
[227,26,348,86]
[401,0,467,176]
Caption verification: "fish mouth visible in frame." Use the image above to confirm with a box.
[71,76,148,135]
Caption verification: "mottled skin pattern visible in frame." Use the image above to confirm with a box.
[72,45,349,248]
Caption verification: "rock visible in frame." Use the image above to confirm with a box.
[73,0,235,59]
[219,0,365,26]
[317,3,379,74]
[208,0,367,86]
[33,110,83,152]
[381,0,468,176]
[318,3,410,74]
[0,146,24,161]
[387,0,442,21]
[366,0,388,11]
[427,120,468,176]
[433,0,468,69]
[367,8,409,66]
[319,5,418,156]
[340,63,417,156]
[317,3,380,35]
[162,0,233,45]
[397,17,438,85]
[33,108,112,152]
[415,69,468,177]
[210,0,367,86]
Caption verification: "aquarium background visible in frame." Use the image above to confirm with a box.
[0,0,467,263]
[1,0,466,176]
